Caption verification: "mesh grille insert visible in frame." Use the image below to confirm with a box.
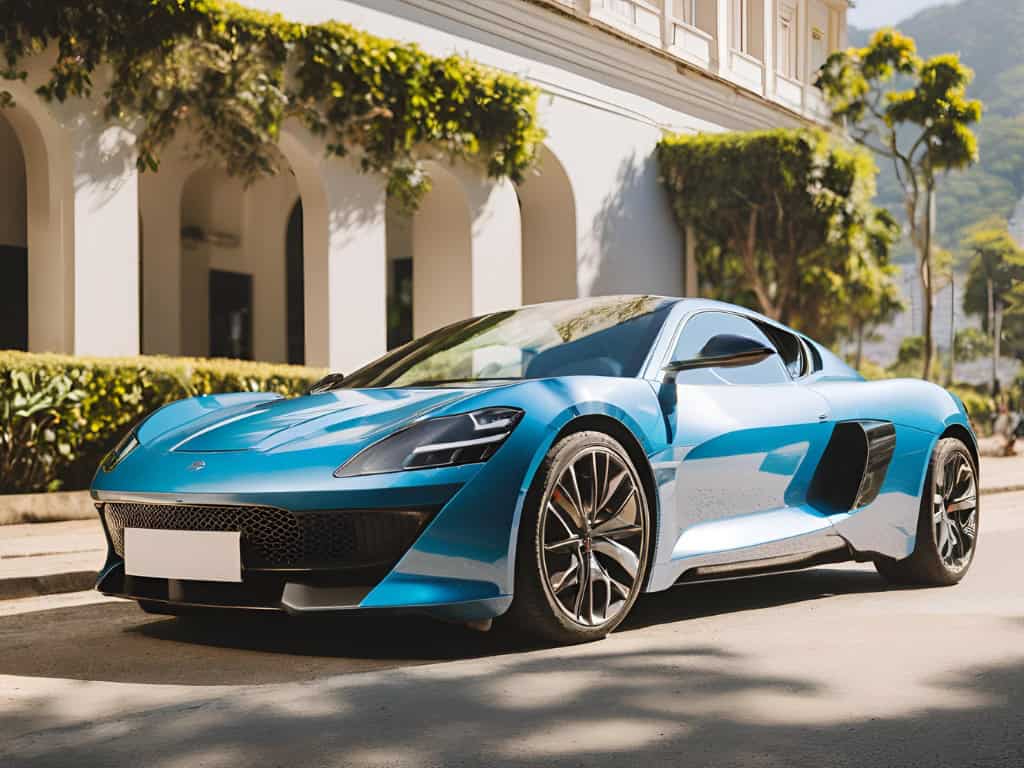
[103,502,430,570]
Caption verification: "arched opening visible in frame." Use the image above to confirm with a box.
[0,112,29,350]
[385,199,414,349]
[517,145,577,305]
[177,156,300,363]
[285,200,305,365]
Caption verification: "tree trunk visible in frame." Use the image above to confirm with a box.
[988,277,996,392]
[993,301,1003,394]
[854,322,865,372]
[947,270,956,387]
[919,186,936,381]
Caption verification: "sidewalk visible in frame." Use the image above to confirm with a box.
[1,453,1021,603]
[0,520,105,600]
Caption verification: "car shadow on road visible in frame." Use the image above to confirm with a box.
[0,564,889,687]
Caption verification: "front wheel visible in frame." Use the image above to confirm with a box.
[875,437,979,586]
[504,431,651,645]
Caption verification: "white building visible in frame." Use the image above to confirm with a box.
[0,0,846,373]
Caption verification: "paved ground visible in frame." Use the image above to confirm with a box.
[0,492,1022,767]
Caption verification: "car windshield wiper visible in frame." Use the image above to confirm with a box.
[398,377,523,388]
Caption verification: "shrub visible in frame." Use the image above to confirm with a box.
[0,351,324,494]
[949,385,994,434]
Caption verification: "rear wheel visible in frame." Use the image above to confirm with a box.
[504,431,651,645]
[875,437,979,586]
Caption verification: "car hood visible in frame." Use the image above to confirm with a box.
[157,387,485,454]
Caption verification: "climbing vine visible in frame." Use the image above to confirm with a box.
[0,0,544,207]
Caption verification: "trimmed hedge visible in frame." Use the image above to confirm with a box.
[0,351,324,494]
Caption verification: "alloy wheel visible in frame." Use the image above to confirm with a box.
[932,449,978,571]
[539,447,648,628]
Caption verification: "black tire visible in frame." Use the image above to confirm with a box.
[875,437,979,586]
[502,431,652,645]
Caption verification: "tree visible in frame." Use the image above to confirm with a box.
[657,128,899,345]
[817,29,983,381]
[962,218,1024,392]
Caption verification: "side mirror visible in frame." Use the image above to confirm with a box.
[307,372,346,394]
[664,334,777,374]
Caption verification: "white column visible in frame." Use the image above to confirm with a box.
[69,116,140,356]
[138,145,191,356]
[315,159,388,373]
[243,173,300,364]
[413,166,472,336]
[716,0,729,72]
[412,162,522,336]
[460,171,523,319]
[763,0,776,96]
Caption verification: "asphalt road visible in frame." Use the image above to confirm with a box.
[2,492,1023,768]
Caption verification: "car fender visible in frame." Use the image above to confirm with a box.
[810,378,976,560]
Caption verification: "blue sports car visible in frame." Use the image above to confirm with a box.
[93,296,980,644]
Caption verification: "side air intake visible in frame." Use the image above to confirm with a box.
[808,420,896,514]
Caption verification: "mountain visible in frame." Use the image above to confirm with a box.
[848,0,953,29]
[849,0,1024,259]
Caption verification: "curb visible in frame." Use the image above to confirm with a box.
[0,490,95,526]
[0,571,98,602]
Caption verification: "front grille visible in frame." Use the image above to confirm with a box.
[103,502,431,570]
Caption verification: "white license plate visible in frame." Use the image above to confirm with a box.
[124,528,242,583]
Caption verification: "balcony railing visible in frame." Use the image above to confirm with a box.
[532,0,837,121]
[667,15,715,68]
[589,0,663,45]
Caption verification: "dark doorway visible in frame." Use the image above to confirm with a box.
[387,258,413,350]
[209,269,253,360]
[286,202,305,365]
[0,245,28,350]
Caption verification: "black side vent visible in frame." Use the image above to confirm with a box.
[809,420,896,514]
[852,421,897,509]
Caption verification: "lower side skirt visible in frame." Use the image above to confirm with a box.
[673,544,853,586]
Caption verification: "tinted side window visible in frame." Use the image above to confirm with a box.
[756,321,806,378]
[670,312,790,386]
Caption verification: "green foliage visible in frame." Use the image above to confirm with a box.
[892,335,926,370]
[0,351,324,494]
[657,128,900,345]
[817,27,983,380]
[851,0,1024,254]
[962,217,1024,364]
[0,1,544,208]
[954,327,993,362]
[948,385,994,429]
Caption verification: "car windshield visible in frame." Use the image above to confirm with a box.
[340,296,676,388]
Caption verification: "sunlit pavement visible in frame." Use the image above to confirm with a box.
[1,492,1022,768]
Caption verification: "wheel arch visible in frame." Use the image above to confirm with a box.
[551,414,660,590]
[940,423,980,473]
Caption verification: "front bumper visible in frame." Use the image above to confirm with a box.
[92,456,526,622]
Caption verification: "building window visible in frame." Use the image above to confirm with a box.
[777,2,798,79]
[731,0,749,52]
[673,0,698,26]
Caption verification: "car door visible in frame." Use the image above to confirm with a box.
[658,310,837,570]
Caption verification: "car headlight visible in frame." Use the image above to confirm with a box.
[102,431,139,472]
[334,407,524,478]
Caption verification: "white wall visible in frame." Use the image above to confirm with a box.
[5,0,830,365]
